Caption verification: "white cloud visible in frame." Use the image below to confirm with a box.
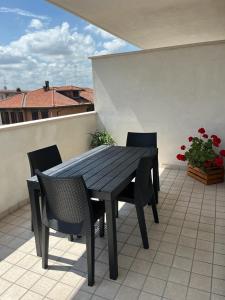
[0,7,49,20]
[85,24,114,39]
[29,19,44,30]
[0,22,128,89]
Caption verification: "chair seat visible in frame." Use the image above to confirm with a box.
[92,200,105,222]
[118,182,135,204]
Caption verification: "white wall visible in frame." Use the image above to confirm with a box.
[92,41,225,166]
[0,112,97,216]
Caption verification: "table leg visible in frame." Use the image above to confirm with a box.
[105,199,118,280]
[153,156,159,204]
[27,182,42,256]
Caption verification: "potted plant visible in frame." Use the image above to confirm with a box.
[90,130,115,148]
[176,127,225,184]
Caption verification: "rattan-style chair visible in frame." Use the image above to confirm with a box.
[117,157,159,249]
[36,171,105,286]
[126,132,160,191]
[27,145,62,231]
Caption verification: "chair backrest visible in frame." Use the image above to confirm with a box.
[134,156,155,206]
[27,145,62,176]
[126,132,157,148]
[36,170,92,225]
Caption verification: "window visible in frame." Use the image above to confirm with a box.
[18,112,24,122]
[10,111,17,123]
[31,111,39,120]
[40,110,48,119]
[73,90,79,98]
[1,112,10,124]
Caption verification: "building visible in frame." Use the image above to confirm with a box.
[0,82,94,125]
[0,87,25,100]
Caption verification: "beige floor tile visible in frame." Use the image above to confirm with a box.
[168,268,190,285]
[120,244,139,257]
[213,264,225,279]
[47,282,73,300]
[149,263,170,280]
[115,286,140,300]
[153,251,173,266]
[0,277,12,295]
[130,258,151,275]
[16,270,40,289]
[176,245,194,259]
[30,276,57,296]
[95,279,120,299]
[163,281,187,300]
[21,291,44,300]
[123,271,146,290]
[187,288,211,300]
[189,273,211,292]
[0,284,27,300]
[194,249,213,263]
[139,291,161,300]
[214,253,225,266]
[192,261,212,276]
[143,276,166,296]
[212,278,225,296]
[118,254,134,269]
[2,265,26,283]
[172,256,192,271]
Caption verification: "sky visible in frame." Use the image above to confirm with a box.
[0,0,139,90]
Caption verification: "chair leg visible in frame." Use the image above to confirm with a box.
[135,205,149,249]
[156,155,160,191]
[152,203,159,224]
[115,201,119,218]
[68,235,74,241]
[42,224,49,269]
[99,216,105,237]
[86,225,95,286]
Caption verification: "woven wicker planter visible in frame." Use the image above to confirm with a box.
[187,165,224,185]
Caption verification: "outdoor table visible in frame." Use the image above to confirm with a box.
[27,145,158,280]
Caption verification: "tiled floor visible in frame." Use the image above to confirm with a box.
[0,168,225,299]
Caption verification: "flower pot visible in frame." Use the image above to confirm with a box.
[187,165,224,185]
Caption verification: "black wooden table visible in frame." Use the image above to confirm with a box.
[27,145,158,280]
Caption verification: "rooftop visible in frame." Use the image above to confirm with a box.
[0,86,93,109]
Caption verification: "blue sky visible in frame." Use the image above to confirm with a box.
[0,0,138,89]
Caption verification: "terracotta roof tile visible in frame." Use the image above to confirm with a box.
[0,86,93,109]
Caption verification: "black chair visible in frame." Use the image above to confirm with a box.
[36,171,105,286]
[117,157,159,249]
[27,145,62,177]
[27,145,63,233]
[126,132,160,192]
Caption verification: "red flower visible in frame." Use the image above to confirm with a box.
[176,154,186,161]
[220,150,225,157]
[212,137,221,147]
[202,134,208,139]
[211,135,217,139]
[198,128,205,134]
[188,136,193,142]
[214,156,223,168]
[181,145,186,150]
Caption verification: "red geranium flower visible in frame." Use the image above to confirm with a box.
[214,156,223,167]
[212,137,221,147]
[202,134,208,139]
[198,128,205,134]
[211,135,217,139]
[181,145,186,150]
[188,136,193,142]
[176,154,186,161]
[220,150,225,157]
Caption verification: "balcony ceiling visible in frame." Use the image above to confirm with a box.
[47,0,225,49]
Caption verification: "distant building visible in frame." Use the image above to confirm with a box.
[0,82,94,125]
[0,87,25,100]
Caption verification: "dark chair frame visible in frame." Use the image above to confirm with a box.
[117,156,159,249]
[36,170,105,286]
